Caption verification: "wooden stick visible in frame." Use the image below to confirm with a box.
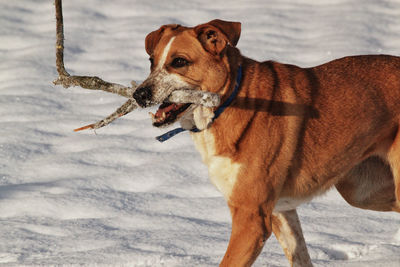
[53,0,221,132]
[53,0,139,130]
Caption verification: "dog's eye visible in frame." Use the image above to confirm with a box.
[171,57,189,68]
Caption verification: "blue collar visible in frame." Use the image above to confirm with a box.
[156,65,243,142]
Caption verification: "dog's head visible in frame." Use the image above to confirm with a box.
[133,19,241,128]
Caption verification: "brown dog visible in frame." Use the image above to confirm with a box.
[133,19,400,266]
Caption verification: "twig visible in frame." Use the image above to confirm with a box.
[74,99,137,131]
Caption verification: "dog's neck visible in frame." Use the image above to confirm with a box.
[190,46,243,130]
[193,56,282,155]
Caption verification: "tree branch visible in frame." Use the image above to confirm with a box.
[53,0,139,131]
[53,0,221,132]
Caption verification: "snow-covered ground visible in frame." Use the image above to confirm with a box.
[1,0,399,266]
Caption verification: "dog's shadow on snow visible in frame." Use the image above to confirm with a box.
[232,98,320,118]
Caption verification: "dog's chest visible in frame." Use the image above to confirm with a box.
[192,129,241,200]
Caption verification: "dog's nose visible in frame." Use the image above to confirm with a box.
[133,86,152,107]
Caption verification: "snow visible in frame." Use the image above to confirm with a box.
[1,0,399,266]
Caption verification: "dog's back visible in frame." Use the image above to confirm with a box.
[269,55,400,199]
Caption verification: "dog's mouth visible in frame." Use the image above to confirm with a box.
[150,102,191,127]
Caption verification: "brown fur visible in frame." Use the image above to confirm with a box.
[138,19,400,266]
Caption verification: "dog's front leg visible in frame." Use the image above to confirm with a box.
[272,209,313,267]
[220,204,270,267]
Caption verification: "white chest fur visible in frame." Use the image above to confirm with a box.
[192,129,241,201]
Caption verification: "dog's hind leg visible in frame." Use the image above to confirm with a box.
[272,209,313,267]
[386,125,400,212]
[336,156,398,212]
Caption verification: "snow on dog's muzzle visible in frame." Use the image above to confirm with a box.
[135,68,192,108]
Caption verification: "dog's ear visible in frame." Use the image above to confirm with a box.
[145,24,179,55]
[195,19,241,55]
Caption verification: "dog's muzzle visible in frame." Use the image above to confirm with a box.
[133,86,152,107]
